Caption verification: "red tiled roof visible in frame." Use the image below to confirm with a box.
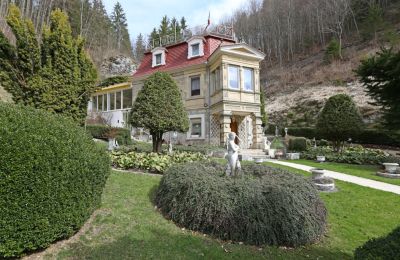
[134,35,235,78]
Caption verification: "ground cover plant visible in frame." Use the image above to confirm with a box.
[111,150,207,173]
[37,167,400,260]
[301,146,399,165]
[0,103,110,257]
[156,161,327,247]
[283,159,400,186]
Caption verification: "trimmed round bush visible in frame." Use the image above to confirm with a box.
[354,226,400,259]
[0,103,110,257]
[155,161,327,247]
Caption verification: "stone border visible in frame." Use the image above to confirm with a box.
[376,172,400,179]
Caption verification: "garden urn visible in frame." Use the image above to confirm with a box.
[383,163,399,174]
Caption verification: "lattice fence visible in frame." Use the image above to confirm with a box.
[210,114,220,145]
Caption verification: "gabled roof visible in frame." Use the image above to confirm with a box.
[209,43,266,63]
[134,35,235,78]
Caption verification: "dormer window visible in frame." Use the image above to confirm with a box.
[151,47,166,67]
[187,36,205,59]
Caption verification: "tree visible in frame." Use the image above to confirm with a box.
[316,94,363,152]
[130,72,189,153]
[0,5,97,123]
[356,48,400,130]
[133,33,146,62]
[111,2,130,53]
[324,38,341,62]
[360,3,385,43]
[180,16,187,30]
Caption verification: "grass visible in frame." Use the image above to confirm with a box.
[41,166,400,260]
[282,159,400,186]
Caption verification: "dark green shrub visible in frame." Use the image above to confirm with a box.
[354,225,400,260]
[316,94,363,151]
[156,162,327,247]
[288,127,318,139]
[289,137,307,151]
[86,124,132,145]
[0,103,110,257]
[324,38,341,62]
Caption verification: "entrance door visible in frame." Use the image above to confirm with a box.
[230,121,239,144]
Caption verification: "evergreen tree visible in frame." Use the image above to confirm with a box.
[111,2,129,50]
[150,27,159,47]
[130,72,189,153]
[0,5,97,123]
[361,3,385,43]
[159,15,169,38]
[356,48,400,130]
[180,16,187,30]
[134,33,146,62]
[316,94,363,152]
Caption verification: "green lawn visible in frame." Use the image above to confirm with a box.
[282,159,400,186]
[44,168,400,260]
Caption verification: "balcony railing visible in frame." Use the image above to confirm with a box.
[147,24,235,50]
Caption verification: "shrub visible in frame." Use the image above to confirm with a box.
[98,76,129,87]
[316,94,363,151]
[270,137,285,149]
[156,161,327,247]
[86,124,132,145]
[301,146,392,165]
[288,127,317,139]
[111,151,207,173]
[289,137,307,152]
[354,225,400,260]
[0,103,110,257]
[324,38,341,62]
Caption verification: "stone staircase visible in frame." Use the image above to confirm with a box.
[240,149,270,162]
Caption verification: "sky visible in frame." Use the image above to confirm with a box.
[103,0,249,41]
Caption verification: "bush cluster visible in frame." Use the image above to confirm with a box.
[0,103,110,257]
[111,151,208,173]
[289,137,308,151]
[86,124,132,145]
[98,76,129,87]
[354,225,400,259]
[302,146,399,165]
[156,162,327,247]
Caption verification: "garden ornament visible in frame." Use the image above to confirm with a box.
[225,132,241,177]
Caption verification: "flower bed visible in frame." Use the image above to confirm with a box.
[111,151,208,173]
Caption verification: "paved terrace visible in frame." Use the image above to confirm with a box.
[266,160,400,195]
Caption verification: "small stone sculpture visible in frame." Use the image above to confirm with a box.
[225,132,241,177]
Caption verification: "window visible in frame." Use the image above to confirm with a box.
[116,91,122,110]
[190,118,202,137]
[187,37,204,59]
[244,68,254,91]
[155,53,162,65]
[98,95,103,111]
[190,76,200,96]
[228,65,239,89]
[211,71,215,94]
[92,96,98,112]
[152,47,166,67]
[191,43,200,56]
[103,94,108,111]
[110,92,115,110]
[123,89,132,109]
[215,67,220,90]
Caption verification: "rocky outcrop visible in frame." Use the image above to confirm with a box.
[0,84,13,103]
[266,82,380,126]
[100,55,136,77]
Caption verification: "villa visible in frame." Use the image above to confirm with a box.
[88,27,266,148]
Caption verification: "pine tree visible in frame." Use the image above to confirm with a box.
[159,15,170,38]
[361,3,385,43]
[134,33,146,62]
[180,16,187,30]
[111,2,128,52]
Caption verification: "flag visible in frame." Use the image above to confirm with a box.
[208,12,211,25]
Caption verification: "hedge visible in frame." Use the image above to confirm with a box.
[86,124,132,145]
[156,161,327,247]
[354,225,400,259]
[288,137,308,152]
[0,103,110,257]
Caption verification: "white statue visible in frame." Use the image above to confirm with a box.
[264,136,271,151]
[225,132,241,177]
[168,142,173,154]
